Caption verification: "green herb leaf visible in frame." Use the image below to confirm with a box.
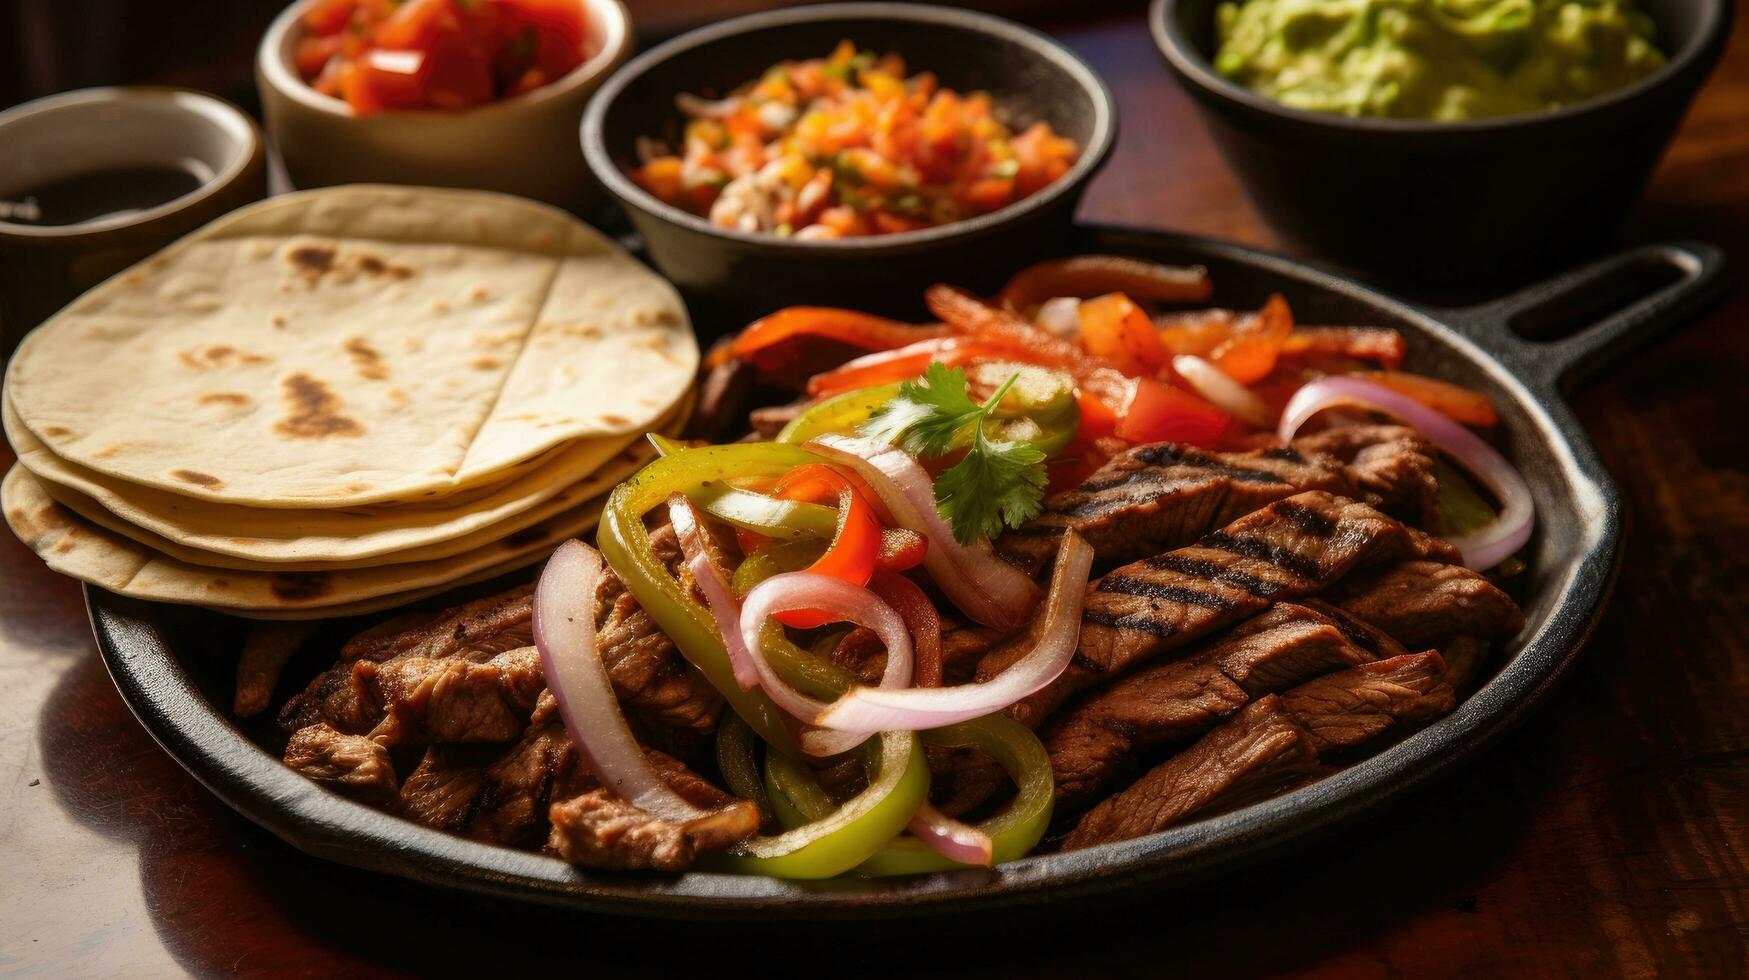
[861,364,1049,543]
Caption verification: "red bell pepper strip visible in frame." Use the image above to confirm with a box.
[997,255,1213,312]
[869,573,942,688]
[875,527,927,572]
[770,465,882,628]
[731,308,949,365]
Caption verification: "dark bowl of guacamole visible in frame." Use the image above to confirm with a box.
[1150,0,1731,289]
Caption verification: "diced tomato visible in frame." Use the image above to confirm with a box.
[295,34,346,78]
[1115,378,1229,448]
[303,0,356,35]
[344,49,430,114]
[372,0,462,51]
[1077,292,1168,375]
[633,157,685,202]
[421,32,495,110]
[1353,371,1500,427]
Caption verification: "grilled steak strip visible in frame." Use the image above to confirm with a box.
[1044,602,1400,813]
[1328,560,1525,649]
[1279,652,1455,755]
[396,693,757,868]
[1064,651,1454,849]
[1061,695,1323,850]
[996,442,1355,574]
[1291,424,1440,527]
[982,491,1460,727]
[360,645,547,746]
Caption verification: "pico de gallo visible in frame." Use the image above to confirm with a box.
[631,42,1081,239]
[295,0,592,114]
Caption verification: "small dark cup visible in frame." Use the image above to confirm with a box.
[582,2,1116,330]
[1151,0,1732,291]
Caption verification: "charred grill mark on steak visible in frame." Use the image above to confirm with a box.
[1063,650,1455,849]
[1095,576,1239,610]
[990,492,1460,728]
[1043,602,1394,815]
[994,441,1357,573]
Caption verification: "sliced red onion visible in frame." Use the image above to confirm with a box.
[816,532,1093,734]
[907,802,993,867]
[739,571,915,757]
[1173,354,1272,428]
[1279,376,1534,570]
[808,436,1040,631]
[534,541,706,823]
[667,496,762,691]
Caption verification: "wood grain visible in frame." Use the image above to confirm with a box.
[1,4,1746,977]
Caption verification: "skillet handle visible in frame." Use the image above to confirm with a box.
[1428,241,1731,396]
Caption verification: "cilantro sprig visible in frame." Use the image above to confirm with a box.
[862,364,1048,544]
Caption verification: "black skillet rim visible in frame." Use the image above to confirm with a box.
[87,225,1623,919]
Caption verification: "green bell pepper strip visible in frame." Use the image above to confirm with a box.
[706,731,930,879]
[1434,459,1497,536]
[715,711,774,822]
[776,383,901,444]
[765,715,1055,876]
[694,485,840,540]
[598,442,833,753]
[731,537,829,596]
[973,363,1081,457]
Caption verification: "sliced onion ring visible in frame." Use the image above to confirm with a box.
[739,571,915,757]
[808,435,1040,631]
[816,531,1093,734]
[1173,354,1272,427]
[668,496,762,690]
[907,802,994,867]
[533,540,707,823]
[1279,376,1534,570]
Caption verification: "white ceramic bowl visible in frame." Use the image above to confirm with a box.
[257,0,631,211]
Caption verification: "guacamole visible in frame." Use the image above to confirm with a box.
[1213,0,1667,120]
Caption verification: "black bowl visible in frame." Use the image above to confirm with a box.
[582,2,1116,329]
[1150,0,1732,290]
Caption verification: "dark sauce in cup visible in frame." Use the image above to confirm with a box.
[0,162,209,227]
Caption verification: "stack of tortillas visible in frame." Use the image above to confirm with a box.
[2,186,696,619]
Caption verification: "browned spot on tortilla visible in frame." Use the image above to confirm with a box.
[471,357,503,371]
[354,254,414,279]
[123,273,146,287]
[385,388,408,405]
[270,314,288,328]
[270,572,332,601]
[467,286,490,302]
[275,374,363,439]
[171,469,224,489]
[344,337,389,381]
[28,504,69,531]
[92,445,124,459]
[210,579,229,590]
[178,350,205,370]
[431,300,449,314]
[241,352,270,364]
[289,245,335,276]
[635,308,679,327]
[600,414,629,427]
[41,426,71,438]
[344,483,371,494]
[199,392,250,407]
[504,525,550,549]
[54,540,76,554]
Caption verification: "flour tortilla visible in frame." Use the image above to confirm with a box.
[3,392,682,565]
[3,465,605,613]
[5,185,696,508]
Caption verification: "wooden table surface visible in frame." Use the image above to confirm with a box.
[3,6,1747,978]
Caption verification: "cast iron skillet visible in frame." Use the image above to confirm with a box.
[86,226,1729,919]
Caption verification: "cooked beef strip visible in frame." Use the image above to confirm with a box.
[596,567,723,733]
[284,723,399,803]
[547,761,761,871]
[1292,424,1440,527]
[1329,560,1525,649]
[1044,601,1397,813]
[982,491,1460,727]
[361,644,547,745]
[280,585,536,735]
[1279,651,1454,756]
[1062,696,1323,850]
[995,442,1356,574]
[233,621,316,717]
[830,612,1006,689]
[691,351,756,441]
[396,693,755,867]
[1063,651,1456,849]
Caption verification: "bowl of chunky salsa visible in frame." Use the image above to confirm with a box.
[258,0,631,209]
[583,3,1115,320]
[630,41,1082,240]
